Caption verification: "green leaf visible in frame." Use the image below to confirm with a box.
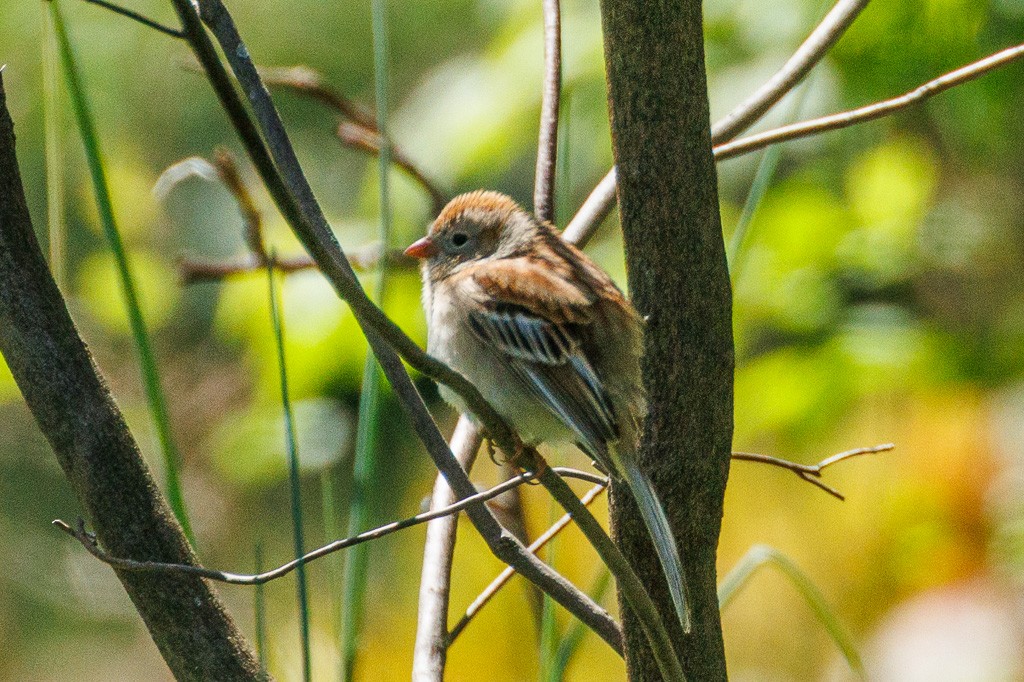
[49,0,194,544]
[719,544,865,678]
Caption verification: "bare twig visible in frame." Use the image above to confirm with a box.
[447,481,608,645]
[177,243,413,284]
[80,0,185,38]
[732,443,894,501]
[258,64,447,214]
[211,149,265,260]
[563,0,873,247]
[177,253,312,284]
[564,22,1024,255]
[54,466,607,585]
[413,417,481,681]
[710,0,871,144]
[560,168,617,247]
[533,0,561,224]
[714,43,1024,160]
[336,121,447,215]
[259,65,378,129]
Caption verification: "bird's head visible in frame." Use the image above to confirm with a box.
[405,190,539,279]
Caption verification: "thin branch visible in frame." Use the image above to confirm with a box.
[257,65,447,214]
[448,481,608,645]
[336,122,447,215]
[563,0,871,247]
[54,466,607,586]
[447,442,892,638]
[560,168,617,247]
[533,0,562,224]
[563,16,1024,255]
[714,42,1024,161]
[258,65,378,130]
[413,417,481,681]
[732,443,894,501]
[212,149,265,261]
[710,0,871,144]
[176,244,413,284]
[80,0,185,38]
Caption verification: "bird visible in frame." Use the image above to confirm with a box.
[405,189,690,632]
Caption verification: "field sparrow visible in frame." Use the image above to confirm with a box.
[406,190,689,630]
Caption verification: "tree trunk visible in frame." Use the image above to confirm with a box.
[0,73,266,681]
[598,1,734,679]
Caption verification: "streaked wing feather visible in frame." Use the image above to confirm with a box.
[468,307,618,457]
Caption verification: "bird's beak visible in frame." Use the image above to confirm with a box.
[404,236,437,259]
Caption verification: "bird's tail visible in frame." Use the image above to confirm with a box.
[616,451,692,634]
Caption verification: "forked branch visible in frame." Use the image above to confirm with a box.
[732,443,894,500]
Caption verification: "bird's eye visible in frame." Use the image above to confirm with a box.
[450,232,469,248]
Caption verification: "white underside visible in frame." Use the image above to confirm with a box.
[426,282,573,446]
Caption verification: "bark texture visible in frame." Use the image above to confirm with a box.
[0,74,266,681]
[598,1,734,679]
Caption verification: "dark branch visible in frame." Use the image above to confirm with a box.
[80,0,185,38]
[0,72,263,680]
[178,0,659,655]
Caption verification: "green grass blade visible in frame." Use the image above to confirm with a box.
[550,569,611,681]
[254,541,269,674]
[266,263,312,682]
[42,3,66,288]
[726,141,782,279]
[49,0,194,544]
[538,504,559,681]
[719,545,865,678]
[320,468,344,679]
[728,2,825,280]
[340,1,393,679]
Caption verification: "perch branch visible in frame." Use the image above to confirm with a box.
[54,466,606,585]
[447,481,608,645]
[731,443,894,501]
[533,0,561,224]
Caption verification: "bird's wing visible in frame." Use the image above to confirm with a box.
[459,256,693,634]
[458,258,619,458]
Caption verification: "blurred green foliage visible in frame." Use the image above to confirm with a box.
[1,0,1024,679]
